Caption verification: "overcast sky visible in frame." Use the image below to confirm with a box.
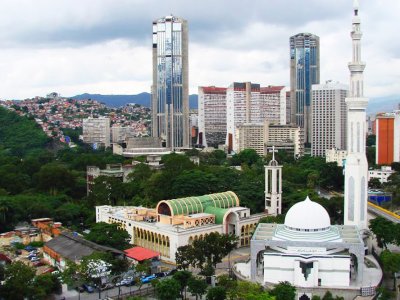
[0,0,399,100]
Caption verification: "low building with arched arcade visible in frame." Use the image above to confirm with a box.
[96,191,267,262]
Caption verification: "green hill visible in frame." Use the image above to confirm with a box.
[0,106,50,156]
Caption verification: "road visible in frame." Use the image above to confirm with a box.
[59,282,153,300]
[367,202,400,223]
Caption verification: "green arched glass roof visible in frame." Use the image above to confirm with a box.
[204,206,229,224]
[161,191,239,216]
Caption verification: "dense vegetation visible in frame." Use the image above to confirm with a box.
[0,106,353,235]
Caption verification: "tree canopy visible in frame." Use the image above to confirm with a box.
[85,222,131,250]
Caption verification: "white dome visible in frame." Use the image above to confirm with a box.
[284,196,331,231]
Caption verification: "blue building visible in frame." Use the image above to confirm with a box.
[290,33,320,145]
[151,16,190,150]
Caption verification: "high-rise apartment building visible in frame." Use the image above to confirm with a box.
[226,82,286,152]
[375,111,400,165]
[82,117,110,148]
[197,86,227,147]
[151,16,189,150]
[290,33,320,144]
[311,81,348,157]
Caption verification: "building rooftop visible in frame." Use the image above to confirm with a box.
[44,232,124,261]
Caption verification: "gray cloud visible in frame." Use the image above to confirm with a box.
[0,0,399,100]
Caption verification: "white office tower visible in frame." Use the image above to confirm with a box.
[265,149,282,216]
[311,81,348,157]
[344,0,369,231]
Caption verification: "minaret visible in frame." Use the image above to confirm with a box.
[265,147,282,216]
[344,0,369,230]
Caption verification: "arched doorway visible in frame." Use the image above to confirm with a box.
[299,294,310,300]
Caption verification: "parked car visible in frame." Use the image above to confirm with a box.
[26,252,37,258]
[99,283,115,290]
[166,269,177,276]
[140,274,156,284]
[15,250,22,255]
[116,277,135,287]
[25,246,37,252]
[75,286,84,293]
[155,272,168,278]
[30,257,40,262]
[82,284,94,293]
[32,261,44,267]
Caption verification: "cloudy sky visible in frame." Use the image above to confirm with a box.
[0,0,399,100]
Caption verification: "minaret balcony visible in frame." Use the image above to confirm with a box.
[348,63,365,72]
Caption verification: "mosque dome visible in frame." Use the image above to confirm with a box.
[284,196,331,231]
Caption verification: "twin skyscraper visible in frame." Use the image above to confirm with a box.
[150,15,322,151]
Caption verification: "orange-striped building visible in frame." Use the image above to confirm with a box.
[375,111,400,165]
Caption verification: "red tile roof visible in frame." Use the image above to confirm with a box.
[0,253,11,263]
[124,246,160,262]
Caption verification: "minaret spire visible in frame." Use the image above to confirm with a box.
[344,0,369,231]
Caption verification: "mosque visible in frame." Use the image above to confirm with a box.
[244,1,382,299]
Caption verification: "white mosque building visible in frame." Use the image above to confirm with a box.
[245,2,382,299]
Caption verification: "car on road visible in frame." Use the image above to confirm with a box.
[116,277,135,287]
[99,282,115,290]
[82,284,94,293]
[155,272,168,278]
[140,274,156,284]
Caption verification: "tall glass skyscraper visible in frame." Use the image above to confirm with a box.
[290,33,320,145]
[151,16,189,150]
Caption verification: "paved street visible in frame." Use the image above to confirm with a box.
[59,283,153,300]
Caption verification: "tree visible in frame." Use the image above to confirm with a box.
[321,291,334,300]
[270,281,296,300]
[231,149,260,167]
[176,245,197,270]
[155,278,181,300]
[368,178,382,189]
[85,222,131,250]
[206,286,227,300]
[380,250,400,289]
[33,273,62,299]
[1,261,36,300]
[369,217,396,248]
[175,233,238,276]
[227,281,274,300]
[34,163,76,195]
[188,276,208,300]
[173,270,192,299]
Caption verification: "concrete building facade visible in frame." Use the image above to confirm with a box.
[325,148,348,167]
[197,86,227,148]
[151,16,189,150]
[82,117,111,148]
[311,81,348,157]
[368,166,395,184]
[235,122,304,157]
[226,83,286,153]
